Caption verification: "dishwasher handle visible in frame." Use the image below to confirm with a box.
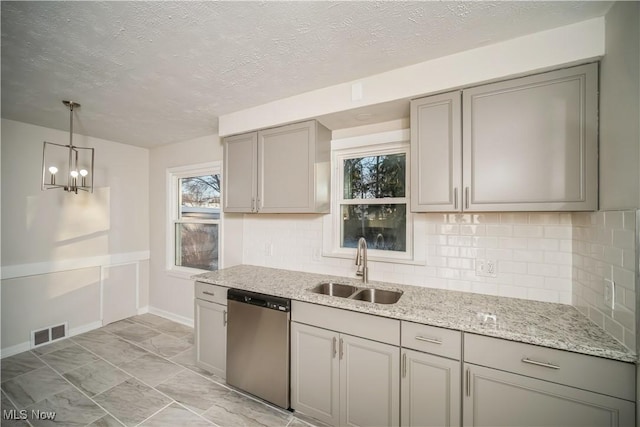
[227,289,291,312]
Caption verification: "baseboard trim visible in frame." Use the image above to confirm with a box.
[1,320,103,359]
[148,306,194,328]
[137,305,150,315]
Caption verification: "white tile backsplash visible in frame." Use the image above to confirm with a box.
[572,210,637,352]
[241,209,637,352]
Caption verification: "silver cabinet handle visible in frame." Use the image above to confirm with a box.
[466,368,471,397]
[339,338,344,360]
[465,187,470,209]
[256,198,260,212]
[251,197,255,212]
[223,310,227,326]
[415,336,442,345]
[402,353,407,378]
[202,291,215,297]
[522,358,560,370]
[332,337,337,359]
[454,187,458,210]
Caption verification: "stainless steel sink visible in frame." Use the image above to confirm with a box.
[310,282,360,298]
[349,288,403,304]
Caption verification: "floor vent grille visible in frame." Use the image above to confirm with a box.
[31,322,68,348]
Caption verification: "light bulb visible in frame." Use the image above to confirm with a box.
[48,166,58,175]
[70,170,79,178]
[79,169,88,177]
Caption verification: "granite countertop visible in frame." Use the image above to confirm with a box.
[193,264,636,363]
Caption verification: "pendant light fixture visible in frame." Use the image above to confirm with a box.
[41,100,94,193]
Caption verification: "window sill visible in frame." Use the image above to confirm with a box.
[165,267,212,281]
[321,250,426,266]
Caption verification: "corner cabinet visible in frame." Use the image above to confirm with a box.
[411,62,598,212]
[291,301,400,427]
[194,282,227,379]
[463,334,635,427]
[223,120,331,213]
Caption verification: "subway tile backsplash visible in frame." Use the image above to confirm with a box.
[241,209,637,351]
[572,210,637,351]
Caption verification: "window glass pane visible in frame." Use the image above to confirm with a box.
[343,154,405,199]
[341,204,406,252]
[180,175,221,219]
[175,223,219,270]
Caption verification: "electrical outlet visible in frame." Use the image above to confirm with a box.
[476,259,497,277]
[312,248,322,262]
[264,242,273,257]
[604,279,615,310]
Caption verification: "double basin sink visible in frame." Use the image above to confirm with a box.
[310,282,403,305]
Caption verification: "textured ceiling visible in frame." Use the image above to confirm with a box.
[1,1,612,147]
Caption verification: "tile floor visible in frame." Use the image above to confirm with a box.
[1,314,319,427]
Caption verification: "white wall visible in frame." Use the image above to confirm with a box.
[1,119,149,355]
[599,1,640,210]
[148,133,242,324]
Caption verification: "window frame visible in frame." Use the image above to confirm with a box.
[166,161,223,277]
[324,131,419,263]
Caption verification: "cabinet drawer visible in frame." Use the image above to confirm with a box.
[464,333,635,401]
[292,301,399,345]
[195,282,228,305]
[401,321,461,360]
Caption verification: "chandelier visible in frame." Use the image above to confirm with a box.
[41,100,94,193]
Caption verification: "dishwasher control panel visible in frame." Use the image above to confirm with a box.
[227,288,291,312]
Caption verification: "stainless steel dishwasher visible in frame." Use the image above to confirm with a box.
[226,289,291,409]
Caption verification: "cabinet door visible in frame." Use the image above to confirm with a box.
[258,121,316,213]
[410,91,462,212]
[401,349,461,427]
[462,63,597,211]
[340,334,400,427]
[223,132,257,212]
[194,299,227,378]
[463,364,635,427]
[291,322,340,426]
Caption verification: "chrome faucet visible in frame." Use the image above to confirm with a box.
[355,237,368,283]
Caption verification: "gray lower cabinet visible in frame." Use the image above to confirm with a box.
[223,120,331,213]
[401,349,461,427]
[291,321,400,427]
[194,283,227,378]
[463,333,635,427]
[463,363,635,427]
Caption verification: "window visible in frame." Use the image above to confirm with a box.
[327,138,414,262]
[167,162,222,274]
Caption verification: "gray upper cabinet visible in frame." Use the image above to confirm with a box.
[223,132,258,212]
[411,91,462,212]
[223,120,331,214]
[411,63,598,212]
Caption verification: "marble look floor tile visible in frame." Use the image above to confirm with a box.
[139,403,213,426]
[63,360,130,397]
[155,370,227,414]
[111,324,162,343]
[129,313,168,329]
[201,389,292,427]
[117,353,184,387]
[137,333,192,358]
[289,413,331,427]
[26,387,106,427]
[169,347,222,381]
[1,366,70,409]
[1,390,30,426]
[181,332,195,345]
[30,339,74,356]
[74,333,149,365]
[1,351,45,382]
[154,320,193,339]
[100,319,137,334]
[40,343,101,374]
[89,414,125,427]
[93,378,172,427]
